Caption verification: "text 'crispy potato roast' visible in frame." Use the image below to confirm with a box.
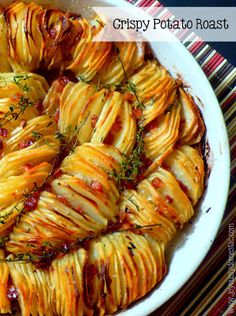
[0,1,205,316]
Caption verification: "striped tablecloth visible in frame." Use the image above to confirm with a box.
[125,0,236,315]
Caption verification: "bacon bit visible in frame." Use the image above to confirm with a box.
[42,183,52,192]
[34,101,44,115]
[59,76,70,87]
[133,108,143,119]
[10,92,22,103]
[22,163,33,172]
[53,168,62,178]
[55,76,70,93]
[104,265,112,292]
[122,180,135,190]
[0,128,8,138]
[146,118,158,131]
[105,218,124,234]
[85,263,98,278]
[75,206,84,216]
[104,132,114,145]
[162,162,171,171]
[7,286,18,301]
[152,177,162,189]
[112,116,122,132]
[91,180,103,193]
[34,254,56,270]
[145,158,152,168]
[24,191,40,211]
[18,139,34,149]
[178,181,189,195]
[78,238,90,251]
[54,110,60,124]
[91,114,98,128]
[138,154,152,179]
[137,174,145,182]
[57,195,69,205]
[124,92,135,103]
[140,153,152,169]
[20,119,27,128]
[166,195,174,204]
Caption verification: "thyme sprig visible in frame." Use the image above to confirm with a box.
[12,75,31,93]
[0,252,55,264]
[55,113,90,154]
[0,183,40,227]
[115,48,145,110]
[109,48,147,190]
[0,204,23,225]
[0,223,162,263]
[111,126,145,189]
[0,74,31,93]
[0,74,33,128]
[0,95,34,128]
[32,131,43,141]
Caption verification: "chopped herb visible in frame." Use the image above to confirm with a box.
[78,75,88,83]
[13,75,31,92]
[32,131,43,141]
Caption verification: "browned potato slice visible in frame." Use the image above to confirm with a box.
[164,145,205,205]
[109,98,136,155]
[97,42,145,86]
[87,232,166,313]
[5,2,43,71]
[146,167,194,226]
[67,18,112,81]
[128,60,177,126]
[90,91,123,144]
[144,101,181,175]
[0,162,51,209]
[119,190,176,244]
[178,88,205,145]
[5,115,58,154]
[59,81,95,135]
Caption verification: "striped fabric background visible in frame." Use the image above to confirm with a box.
[125,0,236,315]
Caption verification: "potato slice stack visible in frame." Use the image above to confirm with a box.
[58,81,137,155]
[6,144,123,255]
[7,232,166,316]
[0,73,60,235]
